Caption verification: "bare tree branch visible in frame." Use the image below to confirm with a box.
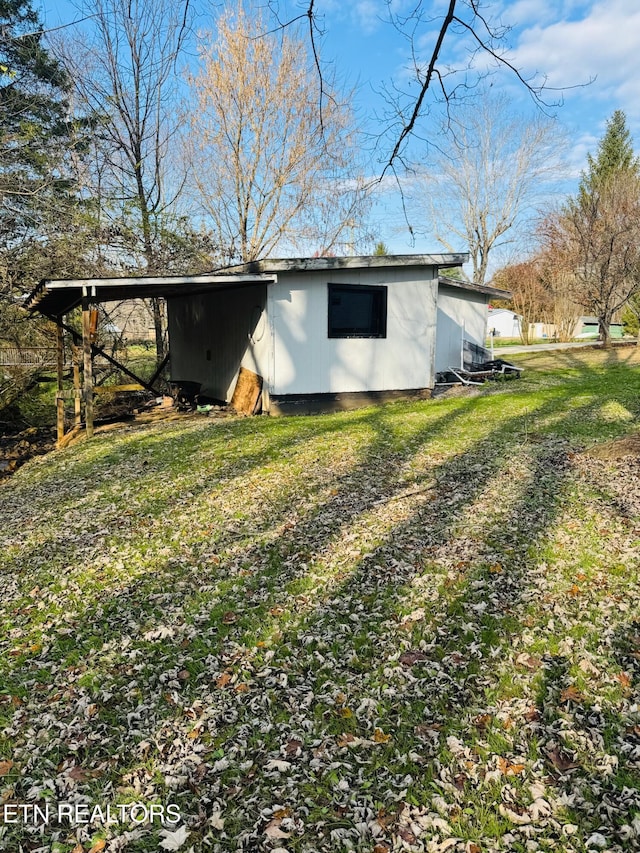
[265,1,585,176]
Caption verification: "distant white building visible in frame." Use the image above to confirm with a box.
[487,307,522,339]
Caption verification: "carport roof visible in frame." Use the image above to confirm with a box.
[26,272,276,317]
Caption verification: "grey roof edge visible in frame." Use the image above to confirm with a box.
[219,253,469,274]
[438,275,512,301]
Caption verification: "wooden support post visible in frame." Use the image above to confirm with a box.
[73,344,82,426]
[82,293,94,439]
[56,318,65,444]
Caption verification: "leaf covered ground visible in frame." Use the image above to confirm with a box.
[1,347,640,853]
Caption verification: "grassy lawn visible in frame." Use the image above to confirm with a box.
[1,347,639,853]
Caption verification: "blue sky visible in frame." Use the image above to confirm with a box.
[38,0,640,265]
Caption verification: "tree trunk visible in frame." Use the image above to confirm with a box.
[599,314,612,348]
[151,297,166,366]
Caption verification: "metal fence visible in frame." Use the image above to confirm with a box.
[0,347,59,367]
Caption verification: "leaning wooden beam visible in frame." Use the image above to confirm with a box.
[73,344,82,427]
[147,352,170,389]
[89,342,162,395]
[44,314,163,396]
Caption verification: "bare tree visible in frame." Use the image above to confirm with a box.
[415,93,563,285]
[186,4,369,262]
[493,252,582,344]
[544,172,640,346]
[61,0,194,363]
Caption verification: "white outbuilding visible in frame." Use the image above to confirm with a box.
[28,254,510,426]
[487,307,522,340]
[167,255,509,413]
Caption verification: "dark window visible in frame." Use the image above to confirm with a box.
[328,283,387,338]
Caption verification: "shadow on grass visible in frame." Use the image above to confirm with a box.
[1,350,640,851]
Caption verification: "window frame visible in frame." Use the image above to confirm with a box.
[327,282,388,339]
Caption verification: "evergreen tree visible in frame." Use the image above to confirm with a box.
[578,110,639,202]
[0,0,76,246]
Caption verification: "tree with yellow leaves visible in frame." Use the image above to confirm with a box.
[186,4,369,262]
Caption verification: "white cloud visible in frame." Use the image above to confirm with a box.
[509,0,640,104]
[498,0,591,31]
[353,1,381,36]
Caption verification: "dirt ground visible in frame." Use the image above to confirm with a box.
[586,433,640,459]
[0,425,57,479]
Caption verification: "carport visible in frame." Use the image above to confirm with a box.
[26,271,274,445]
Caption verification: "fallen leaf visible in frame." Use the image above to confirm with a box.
[415,723,442,735]
[209,810,225,830]
[399,650,428,666]
[0,760,14,776]
[547,747,580,772]
[264,817,291,839]
[215,672,232,688]
[498,756,526,776]
[273,807,293,819]
[68,766,88,781]
[264,759,292,772]
[397,826,417,843]
[474,713,492,731]
[499,804,530,826]
[616,672,632,688]
[453,772,467,790]
[515,653,542,670]
[373,728,392,744]
[560,685,583,703]
[284,739,303,756]
[87,841,106,853]
[159,825,190,850]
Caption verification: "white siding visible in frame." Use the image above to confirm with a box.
[435,285,488,373]
[267,268,438,396]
